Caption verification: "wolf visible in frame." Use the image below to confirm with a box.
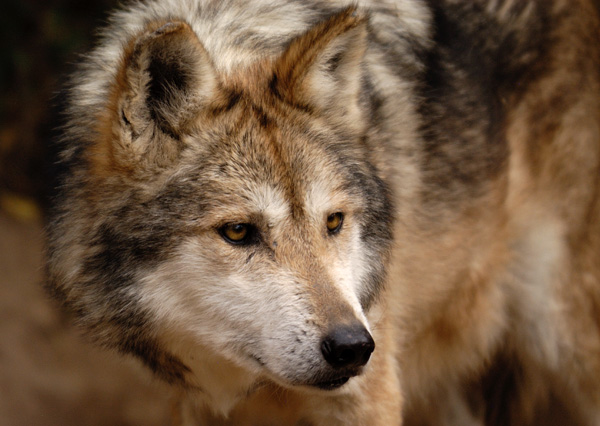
[45,0,600,424]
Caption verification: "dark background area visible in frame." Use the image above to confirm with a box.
[0,1,172,425]
[0,0,120,205]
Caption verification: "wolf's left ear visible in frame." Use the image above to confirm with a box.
[115,21,217,142]
[273,7,368,133]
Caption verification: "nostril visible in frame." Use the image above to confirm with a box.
[320,323,375,369]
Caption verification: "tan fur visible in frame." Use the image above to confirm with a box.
[398,1,600,424]
[46,0,600,424]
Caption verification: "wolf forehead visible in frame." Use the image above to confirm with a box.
[102,73,379,215]
[72,7,389,207]
[138,118,375,220]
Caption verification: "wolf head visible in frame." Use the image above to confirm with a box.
[46,7,393,397]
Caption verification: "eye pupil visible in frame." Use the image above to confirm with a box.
[326,212,344,234]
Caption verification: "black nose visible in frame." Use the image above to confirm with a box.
[320,323,375,369]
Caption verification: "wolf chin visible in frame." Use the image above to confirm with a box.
[45,0,600,424]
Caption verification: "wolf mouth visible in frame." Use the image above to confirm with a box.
[314,376,351,390]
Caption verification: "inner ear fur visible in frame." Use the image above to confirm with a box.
[272,7,368,132]
[116,20,217,142]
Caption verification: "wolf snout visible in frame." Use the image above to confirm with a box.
[320,323,375,369]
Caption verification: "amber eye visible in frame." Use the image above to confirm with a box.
[219,223,256,245]
[326,212,344,234]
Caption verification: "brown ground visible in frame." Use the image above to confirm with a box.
[0,208,172,426]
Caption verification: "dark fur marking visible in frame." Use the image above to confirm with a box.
[461,349,583,426]
[419,6,505,198]
[209,89,242,116]
[83,177,213,296]
[121,337,191,386]
[147,52,188,102]
[478,351,525,426]
[418,1,553,203]
[75,181,213,386]
[268,73,314,114]
[320,137,394,310]
[225,90,242,111]
[268,73,283,102]
[355,170,394,309]
[145,50,189,138]
[324,50,345,74]
[246,251,257,264]
[251,104,275,130]
[85,220,171,291]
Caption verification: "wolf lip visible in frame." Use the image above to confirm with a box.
[314,376,350,390]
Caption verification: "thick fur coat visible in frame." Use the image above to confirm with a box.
[46,0,600,424]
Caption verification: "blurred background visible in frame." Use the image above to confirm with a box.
[0,0,172,424]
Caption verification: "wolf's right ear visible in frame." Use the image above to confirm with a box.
[113,21,217,144]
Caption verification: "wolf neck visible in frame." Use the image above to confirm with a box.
[182,348,260,417]
[180,352,313,424]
